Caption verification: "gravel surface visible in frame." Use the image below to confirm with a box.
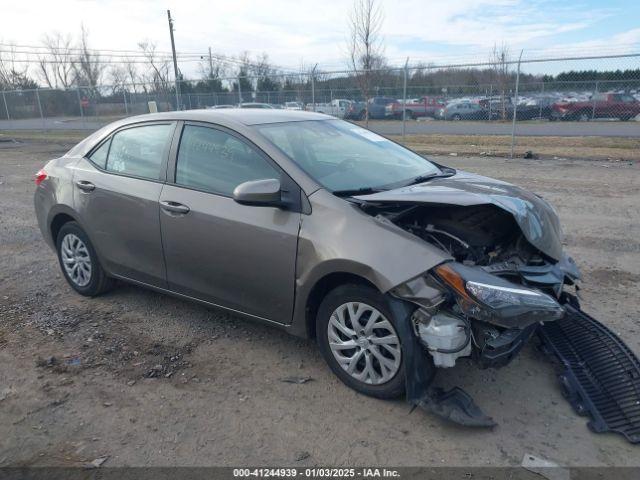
[0,138,638,467]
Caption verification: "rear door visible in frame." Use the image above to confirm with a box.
[73,122,175,287]
[159,122,301,324]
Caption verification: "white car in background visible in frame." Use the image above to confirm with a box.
[284,102,304,110]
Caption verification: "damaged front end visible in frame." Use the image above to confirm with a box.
[371,199,580,373]
[352,173,586,426]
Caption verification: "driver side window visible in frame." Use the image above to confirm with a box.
[175,125,280,196]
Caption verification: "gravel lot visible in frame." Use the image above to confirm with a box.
[0,137,639,467]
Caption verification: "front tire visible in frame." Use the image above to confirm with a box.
[56,221,114,297]
[316,284,405,399]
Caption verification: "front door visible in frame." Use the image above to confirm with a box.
[159,123,301,324]
[73,122,175,287]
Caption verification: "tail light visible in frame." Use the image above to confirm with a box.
[34,169,47,186]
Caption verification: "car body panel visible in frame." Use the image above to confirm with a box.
[159,184,301,324]
[72,158,167,287]
[352,170,564,261]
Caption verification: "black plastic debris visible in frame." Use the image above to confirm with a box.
[416,387,496,427]
[539,305,640,444]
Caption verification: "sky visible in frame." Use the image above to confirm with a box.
[1,0,639,78]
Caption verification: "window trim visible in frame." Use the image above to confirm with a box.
[84,121,177,184]
[168,121,303,212]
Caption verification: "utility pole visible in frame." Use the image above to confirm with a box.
[208,47,214,78]
[167,10,181,110]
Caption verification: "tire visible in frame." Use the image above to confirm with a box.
[316,284,406,399]
[404,110,414,120]
[56,221,114,297]
[577,111,591,122]
[452,114,461,121]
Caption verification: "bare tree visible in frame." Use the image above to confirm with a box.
[347,0,385,125]
[73,25,105,91]
[0,43,37,90]
[490,42,510,120]
[123,59,139,94]
[138,41,170,94]
[37,32,75,89]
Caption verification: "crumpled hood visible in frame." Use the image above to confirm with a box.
[354,170,564,261]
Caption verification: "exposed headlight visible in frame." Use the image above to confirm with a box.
[434,262,564,328]
[466,281,560,310]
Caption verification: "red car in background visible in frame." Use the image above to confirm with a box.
[551,93,640,121]
[386,96,446,119]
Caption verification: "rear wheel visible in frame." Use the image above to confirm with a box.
[404,110,414,120]
[577,111,591,122]
[56,222,114,296]
[316,284,405,399]
[452,114,461,121]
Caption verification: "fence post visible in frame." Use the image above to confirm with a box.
[509,49,523,159]
[36,88,45,129]
[1,91,10,125]
[76,87,86,129]
[123,87,128,115]
[592,81,598,119]
[402,58,409,140]
[488,84,493,121]
[311,65,317,111]
[237,77,242,105]
[539,81,544,119]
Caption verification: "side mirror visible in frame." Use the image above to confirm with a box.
[233,178,282,207]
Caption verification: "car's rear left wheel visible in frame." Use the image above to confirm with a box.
[316,284,405,399]
[56,221,114,297]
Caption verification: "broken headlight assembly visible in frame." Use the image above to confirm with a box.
[433,262,565,328]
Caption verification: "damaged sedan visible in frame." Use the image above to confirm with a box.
[34,110,640,441]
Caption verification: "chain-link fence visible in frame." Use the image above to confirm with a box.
[1,52,639,148]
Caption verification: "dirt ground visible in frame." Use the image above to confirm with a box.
[0,136,639,468]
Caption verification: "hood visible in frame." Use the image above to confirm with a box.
[354,170,564,261]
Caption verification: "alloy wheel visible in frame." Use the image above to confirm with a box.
[60,233,92,287]
[327,302,401,385]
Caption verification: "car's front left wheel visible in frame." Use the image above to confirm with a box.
[56,221,114,297]
[316,284,405,399]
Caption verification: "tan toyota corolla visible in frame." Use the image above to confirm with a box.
[34,109,581,425]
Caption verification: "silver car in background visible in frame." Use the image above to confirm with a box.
[34,110,578,406]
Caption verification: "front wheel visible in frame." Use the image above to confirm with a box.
[316,284,405,399]
[56,221,114,297]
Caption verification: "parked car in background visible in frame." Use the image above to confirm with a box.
[386,96,446,119]
[551,93,640,121]
[208,105,235,109]
[284,101,304,111]
[367,97,397,119]
[305,99,352,118]
[239,102,274,109]
[437,102,491,120]
[344,101,367,120]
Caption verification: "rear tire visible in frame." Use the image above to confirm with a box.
[452,114,461,121]
[316,284,405,399]
[56,221,114,297]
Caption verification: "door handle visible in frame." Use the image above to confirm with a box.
[75,180,95,192]
[160,200,190,215]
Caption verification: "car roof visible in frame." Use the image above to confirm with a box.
[113,108,331,126]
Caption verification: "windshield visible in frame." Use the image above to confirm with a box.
[255,120,440,192]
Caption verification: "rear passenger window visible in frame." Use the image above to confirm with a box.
[89,138,111,169]
[106,124,172,180]
[176,125,280,196]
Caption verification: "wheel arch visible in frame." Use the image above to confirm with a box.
[300,271,379,340]
[50,211,78,245]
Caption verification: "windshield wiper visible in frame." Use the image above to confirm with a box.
[332,187,381,197]
[401,168,456,187]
